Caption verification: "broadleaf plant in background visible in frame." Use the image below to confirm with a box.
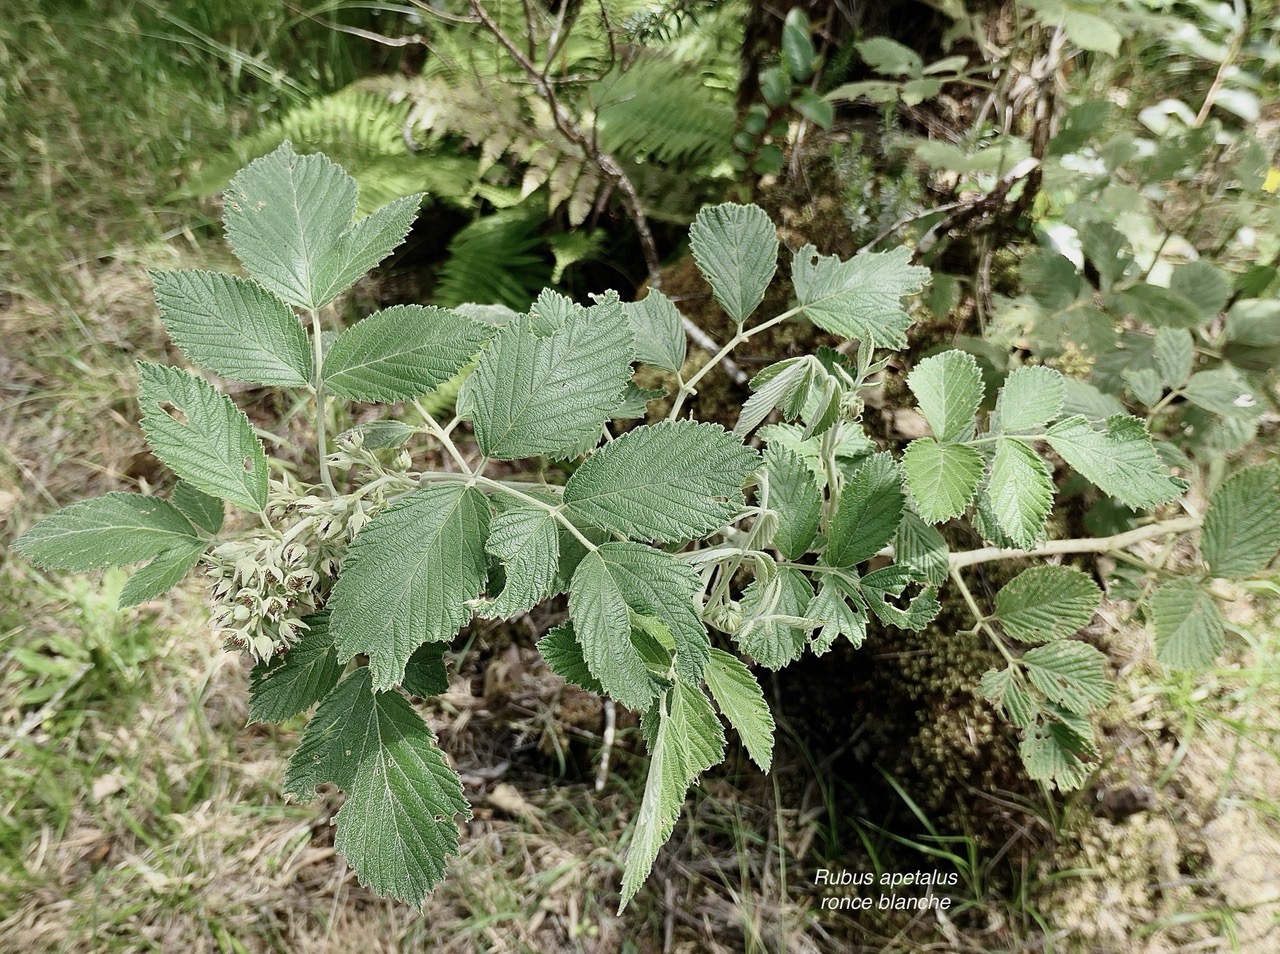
[16,143,1277,912]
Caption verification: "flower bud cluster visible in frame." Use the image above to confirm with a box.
[206,477,389,662]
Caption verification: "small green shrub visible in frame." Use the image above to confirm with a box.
[16,143,1278,911]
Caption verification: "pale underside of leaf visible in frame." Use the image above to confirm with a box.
[705,649,774,772]
[569,550,660,712]
[619,683,725,910]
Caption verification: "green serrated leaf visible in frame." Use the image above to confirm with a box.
[792,244,929,349]
[1202,464,1280,578]
[118,538,206,608]
[172,481,223,534]
[223,143,354,309]
[1150,579,1225,669]
[986,438,1053,548]
[1060,378,1125,423]
[565,421,757,545]
[763,444,821,560]
[323,305,492,403]
[860,565,940,630]
[248,613,341,723]
[1182,368,1261,419]
[1122,367,1163,407]
[14,493,197,571]
[150,270,312,386]
[979,667,1039,728]
[1109,284,1201,330]
[284,668,371,800]
[1045,414,1183,510]
[995,566,1101,642]
[806,579,868,653]
[688,203,778,325]
[476,503,560,620]
[705,649,774,772]
[1079,222,1130,286]
[224,143,420,310]
[1022,640,1113,714]
[826,452,904,567]
[284,669,470,904]
[569,550,660,711]
[136,363,268,511]
[459,297,632,460]
[537,623,605,694]
[893,509,948,585]
[902,439,983,523]
[995,365,1064,433]
[1153,328,1193,388]
[619,682,725,911]
[736,568,814,669]
[1021,250,1082,312]
[402,642,450,698]
[856,36,924,77]
[593,542,710,685]
[613,382,666,419]
[1019,716,1096,792]
[329,484,490,689]
[1169,261,1229,320]
[908,351,985,442]
[624,290,686,372]
[342,420,418,450]
[735,357,812,437]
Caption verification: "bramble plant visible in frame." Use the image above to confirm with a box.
[15,143,1280,910]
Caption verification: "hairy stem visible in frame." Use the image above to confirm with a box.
[949,566,1019,668]
[667,309,796,420]
[945,516,1201,569]
[414,400,473,474]
[418,470,597,551]
[309,310,337,496]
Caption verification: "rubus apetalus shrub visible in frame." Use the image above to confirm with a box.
[17,143,1280,909]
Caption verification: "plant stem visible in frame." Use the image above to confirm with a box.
[944,516,1201,569]
[667,309,797,420]
[414,400,473,474]
[309,309,337,496]
[418,470,597,551]
[948,566,1019,668]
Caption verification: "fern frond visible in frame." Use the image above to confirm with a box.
[593,56,734,166]
[185,87,480,213]
[433,204,552,311]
